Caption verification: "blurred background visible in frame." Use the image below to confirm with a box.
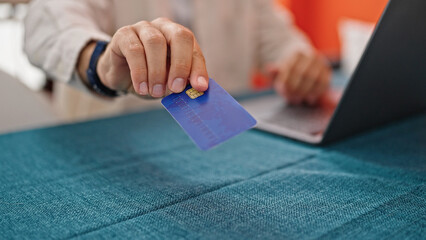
[0,0,387,134]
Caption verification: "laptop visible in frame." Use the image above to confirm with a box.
[242,0,426,145]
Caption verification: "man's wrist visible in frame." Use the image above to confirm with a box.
[86,41,122,97]
[77,41,97,85]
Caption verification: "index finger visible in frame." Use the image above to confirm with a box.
[189,39,209,92]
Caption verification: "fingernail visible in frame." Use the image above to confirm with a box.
[139,82,148,95]
[197,76,208,89]
[152,84,164,97]
[171,78,185,92]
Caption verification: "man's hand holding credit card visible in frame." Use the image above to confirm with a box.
[162,79,257,150]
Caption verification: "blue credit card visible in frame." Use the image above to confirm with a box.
[161,79,257,150]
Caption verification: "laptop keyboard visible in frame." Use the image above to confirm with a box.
[261,104,333,135]
[242,95,335,136]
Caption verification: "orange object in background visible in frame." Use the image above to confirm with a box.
[277,0,388,60]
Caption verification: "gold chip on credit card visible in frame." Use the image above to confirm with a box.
[186,88,204,99]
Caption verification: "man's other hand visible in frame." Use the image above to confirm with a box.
[270,50,332,106]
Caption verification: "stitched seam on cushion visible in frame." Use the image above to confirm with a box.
[64,154,317,239]
[314,184,425,240]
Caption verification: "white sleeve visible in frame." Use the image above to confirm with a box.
[255,0,313,68]
[24,0,114,90]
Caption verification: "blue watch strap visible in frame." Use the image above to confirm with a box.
[86,41,121,97]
